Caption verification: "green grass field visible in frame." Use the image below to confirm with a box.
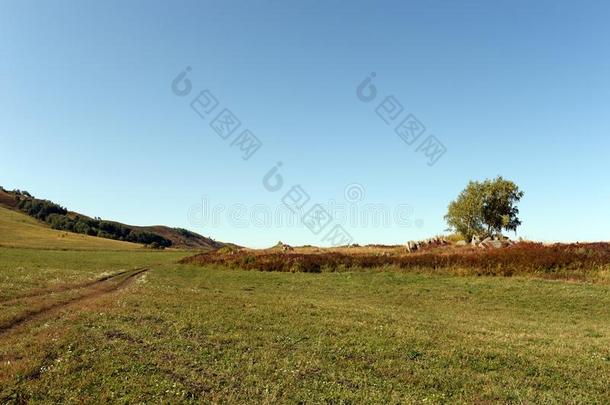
[1,207,609,403]
[1,245,609,403]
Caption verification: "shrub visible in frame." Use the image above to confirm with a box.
[126,230,171,247]
[174,228,198,238]
[180,242,610,281]
[73,220,91,235]
[18,198,67,221]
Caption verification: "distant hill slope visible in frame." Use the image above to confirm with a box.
[0,188,223,250]
[0,205,142,250]
[130,225,222,249]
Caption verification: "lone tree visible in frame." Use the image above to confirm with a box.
[445,176,524,241]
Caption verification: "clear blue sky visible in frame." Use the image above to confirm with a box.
[1,0,609,247]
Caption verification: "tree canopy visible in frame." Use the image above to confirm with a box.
[15,194,171,247]
[445,176,524,241]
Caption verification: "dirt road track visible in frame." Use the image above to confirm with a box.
[0,268,149,336]
[0,268,138,305]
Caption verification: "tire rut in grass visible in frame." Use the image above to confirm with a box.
[0,268,149,336]
[0,268,139,305]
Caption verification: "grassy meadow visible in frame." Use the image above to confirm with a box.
[1,205,609,403]
[1,245,610,403]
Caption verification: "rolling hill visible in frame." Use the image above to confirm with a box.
[0,188,222,250]
[0,205,143,250]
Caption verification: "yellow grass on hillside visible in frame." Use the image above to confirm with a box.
[0,206,143,251]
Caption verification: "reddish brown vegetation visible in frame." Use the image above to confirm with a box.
[180,242,610,282]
